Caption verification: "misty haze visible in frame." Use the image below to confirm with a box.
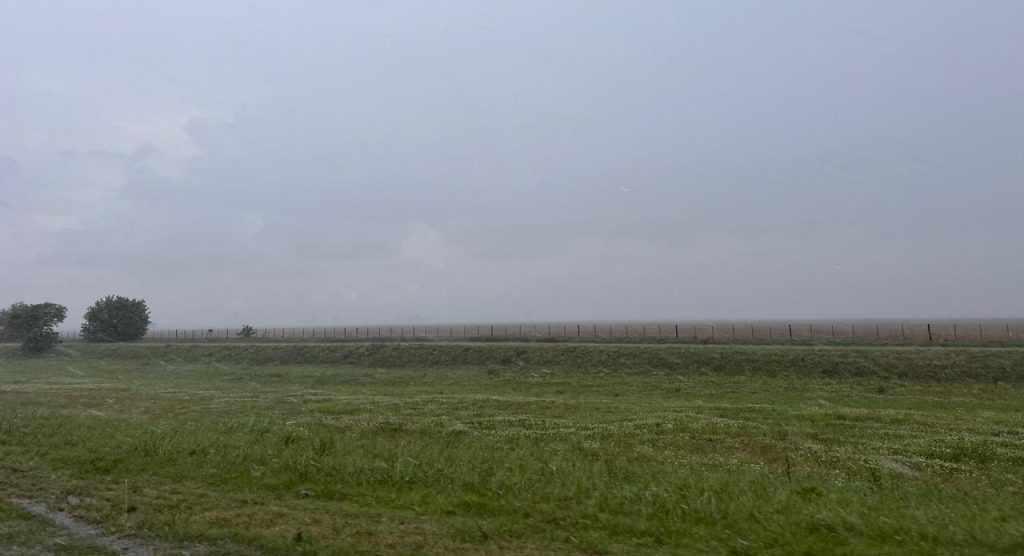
[2,2,1023,555]
[3,1,1021,328]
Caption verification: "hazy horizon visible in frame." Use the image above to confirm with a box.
[4,1,1022,328]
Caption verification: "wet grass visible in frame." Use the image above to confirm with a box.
[1,346,1023,554]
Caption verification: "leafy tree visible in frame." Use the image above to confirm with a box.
[238,325,258,339]
[0,302,24,341]
[81,295,151,342]
[0,302,68,354]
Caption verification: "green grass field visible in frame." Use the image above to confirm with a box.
[1,343,1022,554]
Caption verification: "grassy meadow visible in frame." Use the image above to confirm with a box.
[0,343,1023,554]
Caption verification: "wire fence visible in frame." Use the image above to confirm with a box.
[55,320,1024,345]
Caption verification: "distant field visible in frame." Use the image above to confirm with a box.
[1,344,1023,554]
[55,318,1024,346]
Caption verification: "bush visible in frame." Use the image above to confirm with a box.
[0,302,68,354]
[238,325,258,339]
[81,295,151,342]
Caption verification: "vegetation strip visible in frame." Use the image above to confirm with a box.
[4,342,1023,382]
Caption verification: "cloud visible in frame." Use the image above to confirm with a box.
[1,1,1023,326]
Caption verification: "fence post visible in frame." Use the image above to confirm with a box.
[927,323,933,342]
[711,325,715,340]
[901,324,905,341]
[979,323,983,341]
[675,324,679,339]
[577,324,581,338]
[831,324,835,342]
[788,324,793,340]
[875,324,880,341]
[953,324,958,341]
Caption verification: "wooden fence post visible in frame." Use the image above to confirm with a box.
[788,324,793,340]
[927,323,933,342]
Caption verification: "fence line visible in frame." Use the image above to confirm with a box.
[55,321,1024,345]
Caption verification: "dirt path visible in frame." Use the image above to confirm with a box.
[10,498,155,556]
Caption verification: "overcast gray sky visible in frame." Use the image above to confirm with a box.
[2,1,1022,328]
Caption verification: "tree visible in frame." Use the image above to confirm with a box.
[0,302,24,342]
[0,302,68,354]
[81,295,151,342]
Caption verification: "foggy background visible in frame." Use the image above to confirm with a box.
[2,1,1022,328]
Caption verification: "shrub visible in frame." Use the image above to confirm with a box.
[81,295,151,342]
[0,301,68,354]
[238,325,258,339]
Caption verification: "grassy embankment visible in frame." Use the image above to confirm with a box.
[1,342,1022,554]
